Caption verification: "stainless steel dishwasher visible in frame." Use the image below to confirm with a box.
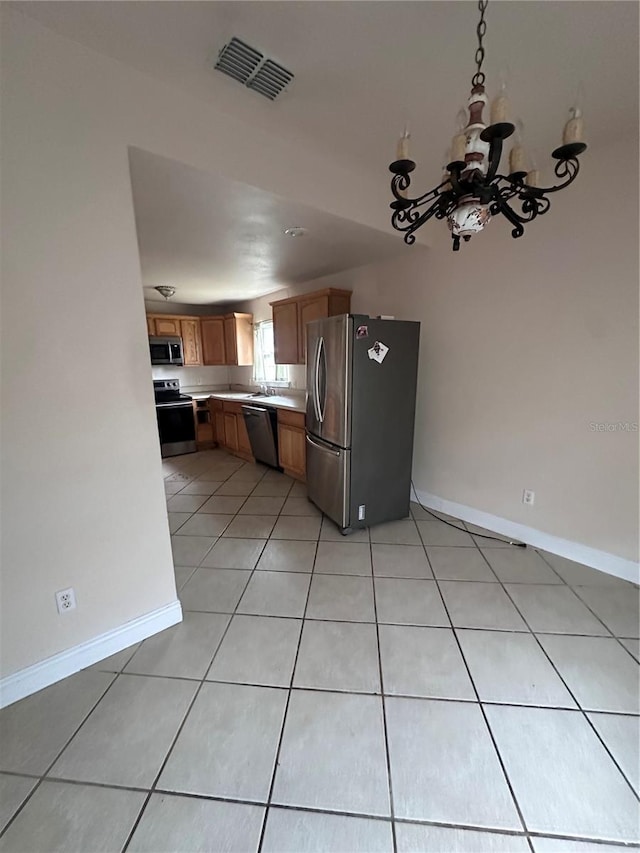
[241,405,280,468]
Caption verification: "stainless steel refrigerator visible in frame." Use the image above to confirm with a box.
[306,314,420,534]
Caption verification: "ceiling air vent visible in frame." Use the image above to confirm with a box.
[247,59,294,101]
[214,37,262,84]
[214,37,294,101]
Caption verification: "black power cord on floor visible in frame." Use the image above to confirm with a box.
[410,480,527,548]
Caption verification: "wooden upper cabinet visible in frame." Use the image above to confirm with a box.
[272,301,299,365]
[201,316,226,365]
[180,318,202,366]
[154,316,181,337]
[145,311,253,367]
[271,288,352,365]
[298,294,330,364]
[224,313,253,366]
[224,316,237,365]
[147,313,201,364]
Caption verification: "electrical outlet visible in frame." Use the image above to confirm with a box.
[522,489,535,506]
[55,587,77,614]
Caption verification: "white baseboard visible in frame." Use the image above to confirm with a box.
[413,487,639,585]
[0,600,183,709]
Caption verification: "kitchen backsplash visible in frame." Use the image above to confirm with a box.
[151,364,230,386]
[228,363,306,390]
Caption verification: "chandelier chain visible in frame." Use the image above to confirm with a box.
[472,0,488,88]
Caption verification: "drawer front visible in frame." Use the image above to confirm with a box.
[222,401,243,415]
[210,399,224,413]
[277,409,306,429]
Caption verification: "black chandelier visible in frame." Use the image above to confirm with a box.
[389,0,587,251]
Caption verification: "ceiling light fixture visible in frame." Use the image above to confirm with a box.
[389,0,587,251]
[283,227,307,237]
[154,285,176,300]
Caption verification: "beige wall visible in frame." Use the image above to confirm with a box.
[0,8,391,682]
[274,136,638,564]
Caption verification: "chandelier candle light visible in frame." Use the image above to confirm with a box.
[388,0,587,251]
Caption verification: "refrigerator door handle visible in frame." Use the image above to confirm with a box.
[306,433,341,457]
[313,337,324,423]
[318,336,327,423]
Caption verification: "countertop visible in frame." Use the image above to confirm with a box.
[190,390,306,414]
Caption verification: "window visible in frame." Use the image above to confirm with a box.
[253,320,289,384]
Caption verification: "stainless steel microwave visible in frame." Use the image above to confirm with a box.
[149,336,184,366]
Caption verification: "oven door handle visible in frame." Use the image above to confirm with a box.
[155,401,194,409]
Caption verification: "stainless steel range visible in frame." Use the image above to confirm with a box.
[154,379,196,458]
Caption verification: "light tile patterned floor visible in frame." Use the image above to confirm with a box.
[1,448,639,852]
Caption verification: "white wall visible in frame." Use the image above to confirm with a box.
[0,7,391,689]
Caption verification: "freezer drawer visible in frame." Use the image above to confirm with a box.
[306,433,350,530]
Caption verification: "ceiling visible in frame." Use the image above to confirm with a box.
[14,2,638,303]
[129,148,404,305]
[14,1,639,184]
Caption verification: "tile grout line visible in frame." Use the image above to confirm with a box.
[144,603,640,641]
[68,667,640,718]
[168,454,273,557]
[176,456,302,570]
[532,551,623,640]
[178,456,299,853]
[121,459,290,852]
[122,452,293,853]
[255,498,321,853]
[535,551,640,667]
[120,547,267,845]
[0,671,122,842]
[413,517,535,849]
[3,770,638,850]
[6,456,636,846]
[472,541,640,805]
[369,531,398,853]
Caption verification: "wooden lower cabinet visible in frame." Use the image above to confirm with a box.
[209,397,306,473]
[209,400,254,462]
[277,410,306,480]
[223,412,239,452]
[211,400,225,446]
[237,412,252,457]
[193,400,214,448]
